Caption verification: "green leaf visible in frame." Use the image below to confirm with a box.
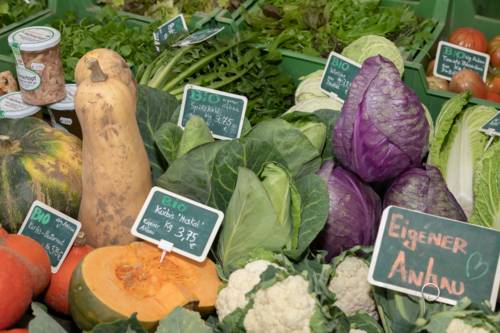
[210,138,288,210]
[349,312,384,333]
[470,141,500,229]
[246,119,320,177]
[154,122,184,165]
[29,302,67,333]
[157,141,229,204]
[217,167,286,275]
[177,116,214,158]
[91,314,147,333]
[285,174,329,260]
[0,3,9,15]
[156,307,212,333]
[136,85,180,180]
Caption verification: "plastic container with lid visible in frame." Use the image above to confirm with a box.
[8,26,66,106]
[0,91,42,119]
[47,84,82,138]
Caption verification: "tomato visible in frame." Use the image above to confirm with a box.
[449,69,487,99]
[488,35,500,67]
[486,91,500,103]
[487,75,500,94]
[449,27,488,53]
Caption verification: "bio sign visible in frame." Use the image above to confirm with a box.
[320,51,361,102]
[480,112,500,137]
[369,206,500,309]
[18,201,81,273]
[131,187,224,262]
[179,84,247,140]
[434,41,490,81]
[153,14,188,50]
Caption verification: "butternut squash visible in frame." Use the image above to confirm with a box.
[75,49,136,97]
[75,57,151,247]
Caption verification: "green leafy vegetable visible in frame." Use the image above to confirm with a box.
[0,0,46,29]
[178,116,214,157]
[53,8,158,81]
[349,312,385,333]
[244,0,436,60]
[138,37,294,124]
[154,122,184,165]
[469,141,500,229]
[428,92,498,217]
[29,302,67,333]
[156,307,213,333]
[91,314,148,333]
[136,85,180,180]
[217,167,285,274]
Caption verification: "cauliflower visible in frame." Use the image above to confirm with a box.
[243,275,317,333]
[446,319,490,333]
[216,260,275,320]
[328,256,378,319]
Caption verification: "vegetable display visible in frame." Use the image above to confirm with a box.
[0,0,45,29]
[1,2,500,332]
[0,118,82,233]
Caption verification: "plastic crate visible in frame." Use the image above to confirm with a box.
[214,0,258,37]
[403,0,500,120]
[0,0,220,74]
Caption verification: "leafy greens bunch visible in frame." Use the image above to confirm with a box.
[52,8,158,82]
[0,0,46,29]
[96,0,231,21]
[137,36,295,124]
[244,0,436,59]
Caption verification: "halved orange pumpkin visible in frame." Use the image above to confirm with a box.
[69,242,221,331]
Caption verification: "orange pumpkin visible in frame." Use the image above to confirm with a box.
[0,250,32,330]
[0,227,7,238]
[0,329,29,333]
[44,234,93,315]
[0,234,51,296]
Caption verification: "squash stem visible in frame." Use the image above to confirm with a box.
[0,135,11,149]
[86,58,108,82]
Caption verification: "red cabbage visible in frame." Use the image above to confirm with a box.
[333,55,429,182]
[314,165,382,260]
[383,165,467,221]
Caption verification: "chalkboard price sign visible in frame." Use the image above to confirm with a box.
[320,52,361,102]
[434,41,490,81]
[18,201,82,273]
[153,14,188,50]
[179,84,247,140]
[369,206,500,309]
[131,187,224,262]
[480,112,500,137]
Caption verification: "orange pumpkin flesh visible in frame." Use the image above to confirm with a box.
[0,250,32,330]
[0,235,51,296]
[0,227,7,237]
[44,244,93,315]
[70,242,221,329]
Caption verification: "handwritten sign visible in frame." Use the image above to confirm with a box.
[173,27,224,47]
[153,14,188,50]
[320,52,361,102]
[480,112,500,137]
[434,41,490,81]
[368,206,500,309]
[131,187,224,262]
[18,201,81,273]
[179,84,246,140]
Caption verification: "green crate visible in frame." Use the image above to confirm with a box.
[215,0,258,37]
[404,0,500,120]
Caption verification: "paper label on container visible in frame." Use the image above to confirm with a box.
[320,52,361,102]
[16,65,41,91]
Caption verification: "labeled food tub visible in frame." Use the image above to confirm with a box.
[8,26,66,105]
[47,83,81,138]
[0,91,42,119]
[400,0,500,118]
